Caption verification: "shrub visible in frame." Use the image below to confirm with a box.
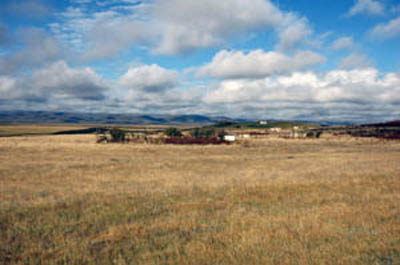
[306,131,314,138]
[306,130,323,138]
[190,128,216,139]
[109,128,126,142]
[165,127,183,137]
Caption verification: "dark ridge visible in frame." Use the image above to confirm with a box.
[171,115,212,123]
[52,128,106,135]
[0,111,244,125]
[361,120,400,127]
[139,115,167,123]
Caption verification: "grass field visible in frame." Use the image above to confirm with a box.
[0,124,88,136]
[1,130,399,264]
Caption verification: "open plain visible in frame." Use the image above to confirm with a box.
[1,129,399,264]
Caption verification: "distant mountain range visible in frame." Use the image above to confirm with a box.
[0,111,249,125]
[2,110,392,126]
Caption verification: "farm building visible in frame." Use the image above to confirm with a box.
[223,135,236,142]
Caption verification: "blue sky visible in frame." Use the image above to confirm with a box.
[0,0,399,122]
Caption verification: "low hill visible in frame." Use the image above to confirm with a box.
[0,111,237,125]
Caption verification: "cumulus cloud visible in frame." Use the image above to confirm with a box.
[115,64,202,114]
[339,53,373,69]
[119,64,179,93]
[0,27,62,75]
[153,0,286,54]
[347,0,385,16]
[203,68,400,121]
[204,68,400,105]
[0,61,108,101]
[370,16,400,40]
[116,86,203,114]
[0,76,17,99]
[51,0,314,58]
[49,4,152,61]
[110,63,213,114]
[82,19,151,61]
[197,49,326,79]
[276,17,313,50]
[2,62,399,122]
[331,37,355,50]
[31,61,108,100]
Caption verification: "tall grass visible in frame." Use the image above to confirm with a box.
[0,134,399,264]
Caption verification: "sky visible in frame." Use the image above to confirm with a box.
[0,0,400,122]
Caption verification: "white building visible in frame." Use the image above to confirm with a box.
[223,135,236,142]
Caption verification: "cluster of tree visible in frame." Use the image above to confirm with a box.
[96,128,127,143]
[164,127,183,137]
[109,128,127,142]
[305,130,323,138]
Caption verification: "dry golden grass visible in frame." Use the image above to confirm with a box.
[0,124,88,136]
[0,132,399,264]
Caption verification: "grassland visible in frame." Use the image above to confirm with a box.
[0,124,89,136]
[0,128,399,264]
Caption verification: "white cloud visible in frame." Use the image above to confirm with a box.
[153,0,286,54]
[114,64,202,114]
[81,19,151,61]
[117,86,203,114]
[347,0,385,16]
[331,37,355,50]
[0,61,108,101]
[204,68,397,104]
[202,68,400,121]
[119,64,179,93]
[0,27,62,75]
[339,53,373,69]
[2,64,400,122]
[198,49,326,79]
[370,16,400,40]
[276,17,313,50]
[51,0,315,57]
[50,3,152,60]
[0,76,17,99]
[31,61,108,100]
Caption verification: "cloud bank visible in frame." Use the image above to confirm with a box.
[198,50,326,79]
